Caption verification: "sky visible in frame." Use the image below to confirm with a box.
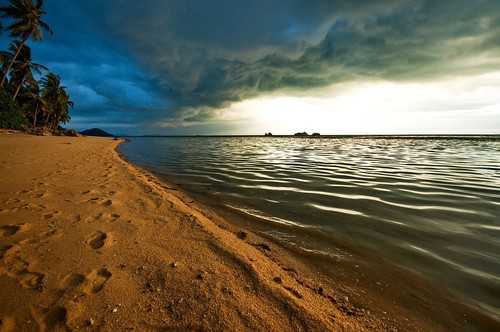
[2,0,500,135]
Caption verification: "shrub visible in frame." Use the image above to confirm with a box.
[0,90,27,130]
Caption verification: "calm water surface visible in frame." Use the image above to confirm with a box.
[119,137,500,319]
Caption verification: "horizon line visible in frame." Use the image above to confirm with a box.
[116,134,500,139]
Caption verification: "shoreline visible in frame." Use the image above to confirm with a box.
[0,133,497,331]
[114,136,500,330]
[117,137,500,330]
[118,144,500,331]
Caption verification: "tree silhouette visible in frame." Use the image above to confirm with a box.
[0,0,52,87]
[21,84,46,127]
[9,42,47,100]
[41,73,73,130]
[0,0,74,131]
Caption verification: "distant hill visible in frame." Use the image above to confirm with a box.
[80,128,114,137]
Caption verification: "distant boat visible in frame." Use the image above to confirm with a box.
[264,132,273,136]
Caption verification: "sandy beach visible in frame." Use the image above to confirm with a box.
[0,132,497,331]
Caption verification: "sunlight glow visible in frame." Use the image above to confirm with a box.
[218,72,500,135]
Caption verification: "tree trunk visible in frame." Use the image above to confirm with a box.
[13,77,24,100]
[45,113,51,129]
[0,39,26,88]
[33,104,39,128]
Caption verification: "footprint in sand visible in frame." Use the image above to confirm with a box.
[21,202,45,211]
[17,189,31,195]
[0,225,21,237]
[32,306,68,331]
[18,271,45,290]
[0,244,14,259]
[4,198,21,205]
[81,189,100,196]
[3,256,45,291]
[42,211,61,219]
[39,228,62,241]
[101,199,113,207]
[83,268,112,293]
[86,197,113,207]
[61,273,86,290]
[34,191,49,198]
[87,231,107,249]
[45,307,68,329]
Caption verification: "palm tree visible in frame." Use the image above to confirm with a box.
[54,90,73,127]
[0,48,14,86]
[9,42,47,100]
[41,73,73,130]
[21,84,46,128]
[0,0,52,87]
[32,93,46,128]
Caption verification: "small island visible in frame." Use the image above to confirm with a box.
[293,132,321,137]
[80,128,115,137]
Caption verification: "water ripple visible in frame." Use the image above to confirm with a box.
[120,136,500,318]
[308,203,366,216]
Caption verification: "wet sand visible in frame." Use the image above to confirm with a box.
[0,132,497,331]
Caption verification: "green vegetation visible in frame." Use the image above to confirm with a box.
[0,0,74,133]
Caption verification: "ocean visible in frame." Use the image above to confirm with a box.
[119,136,500,319]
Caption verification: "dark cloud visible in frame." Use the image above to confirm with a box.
[98,0,500,124]
[2,0,500,132]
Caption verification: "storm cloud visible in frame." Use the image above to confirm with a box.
[3,0,500,132]
[102,0,500,122]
